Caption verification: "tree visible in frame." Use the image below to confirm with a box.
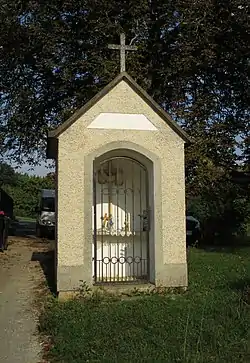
[46,172,56,186]
[0,162,17,187]
[0,1,249,237]
[0,1,249,165]
[3,172,55,218]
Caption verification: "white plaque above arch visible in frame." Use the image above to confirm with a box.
[87,113,158,131]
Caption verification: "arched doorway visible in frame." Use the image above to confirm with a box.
[93,155,150,283]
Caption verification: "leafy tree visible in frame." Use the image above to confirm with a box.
[0,1,248,164]
[0,0,249,238]
[3,173,55,218]
[0,162,17,187]
[46,172,56,185]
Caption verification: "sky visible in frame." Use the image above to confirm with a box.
[16,160,54,176]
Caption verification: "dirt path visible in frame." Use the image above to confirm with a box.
[0,237,51,363]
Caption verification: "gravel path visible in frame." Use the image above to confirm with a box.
[0,237,48,363]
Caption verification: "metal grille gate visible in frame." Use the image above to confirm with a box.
[93,156,149,283]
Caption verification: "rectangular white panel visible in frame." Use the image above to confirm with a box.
[87,113,158,131]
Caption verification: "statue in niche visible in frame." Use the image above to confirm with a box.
[97,161,125,235]
[101,213,109,229]
[101,213,114,231]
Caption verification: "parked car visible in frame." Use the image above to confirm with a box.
[36,189,55,238]
[186,215,201,246]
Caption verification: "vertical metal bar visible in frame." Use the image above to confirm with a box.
[116,162,120,282]
[145,167,150,281]
[108,161,112,217]
[131,160,135,280]
[108,160,112,282]
[139,166,143,278]
[124,170,127,283]
[101,165,104,283]
[93,168,97,283]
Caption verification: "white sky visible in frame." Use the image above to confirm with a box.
[16,160,55,176]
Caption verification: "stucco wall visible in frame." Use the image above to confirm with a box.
[56,80,187,291]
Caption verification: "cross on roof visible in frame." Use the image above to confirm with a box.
[108,33,137,73]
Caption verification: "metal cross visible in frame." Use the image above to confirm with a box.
[108,33,137,73]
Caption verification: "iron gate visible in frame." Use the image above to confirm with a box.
[93,156,149,283]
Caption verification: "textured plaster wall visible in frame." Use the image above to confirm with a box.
[57,80,187,290]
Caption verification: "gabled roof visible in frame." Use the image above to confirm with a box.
[48,72,191,143]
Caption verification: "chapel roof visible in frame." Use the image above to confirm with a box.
[48,72,191,143]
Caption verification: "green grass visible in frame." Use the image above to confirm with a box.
[40,247,250,363]
[15,215,36,222]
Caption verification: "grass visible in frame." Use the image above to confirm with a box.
[39,247,250,363]
[15,215,36,222]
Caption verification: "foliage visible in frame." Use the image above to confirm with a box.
[0,162,17,187]
[187,175,250,241]
[40,247,250,362]
[1,164,55,217]
[0,1,249,237]
[0,0,249,164]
